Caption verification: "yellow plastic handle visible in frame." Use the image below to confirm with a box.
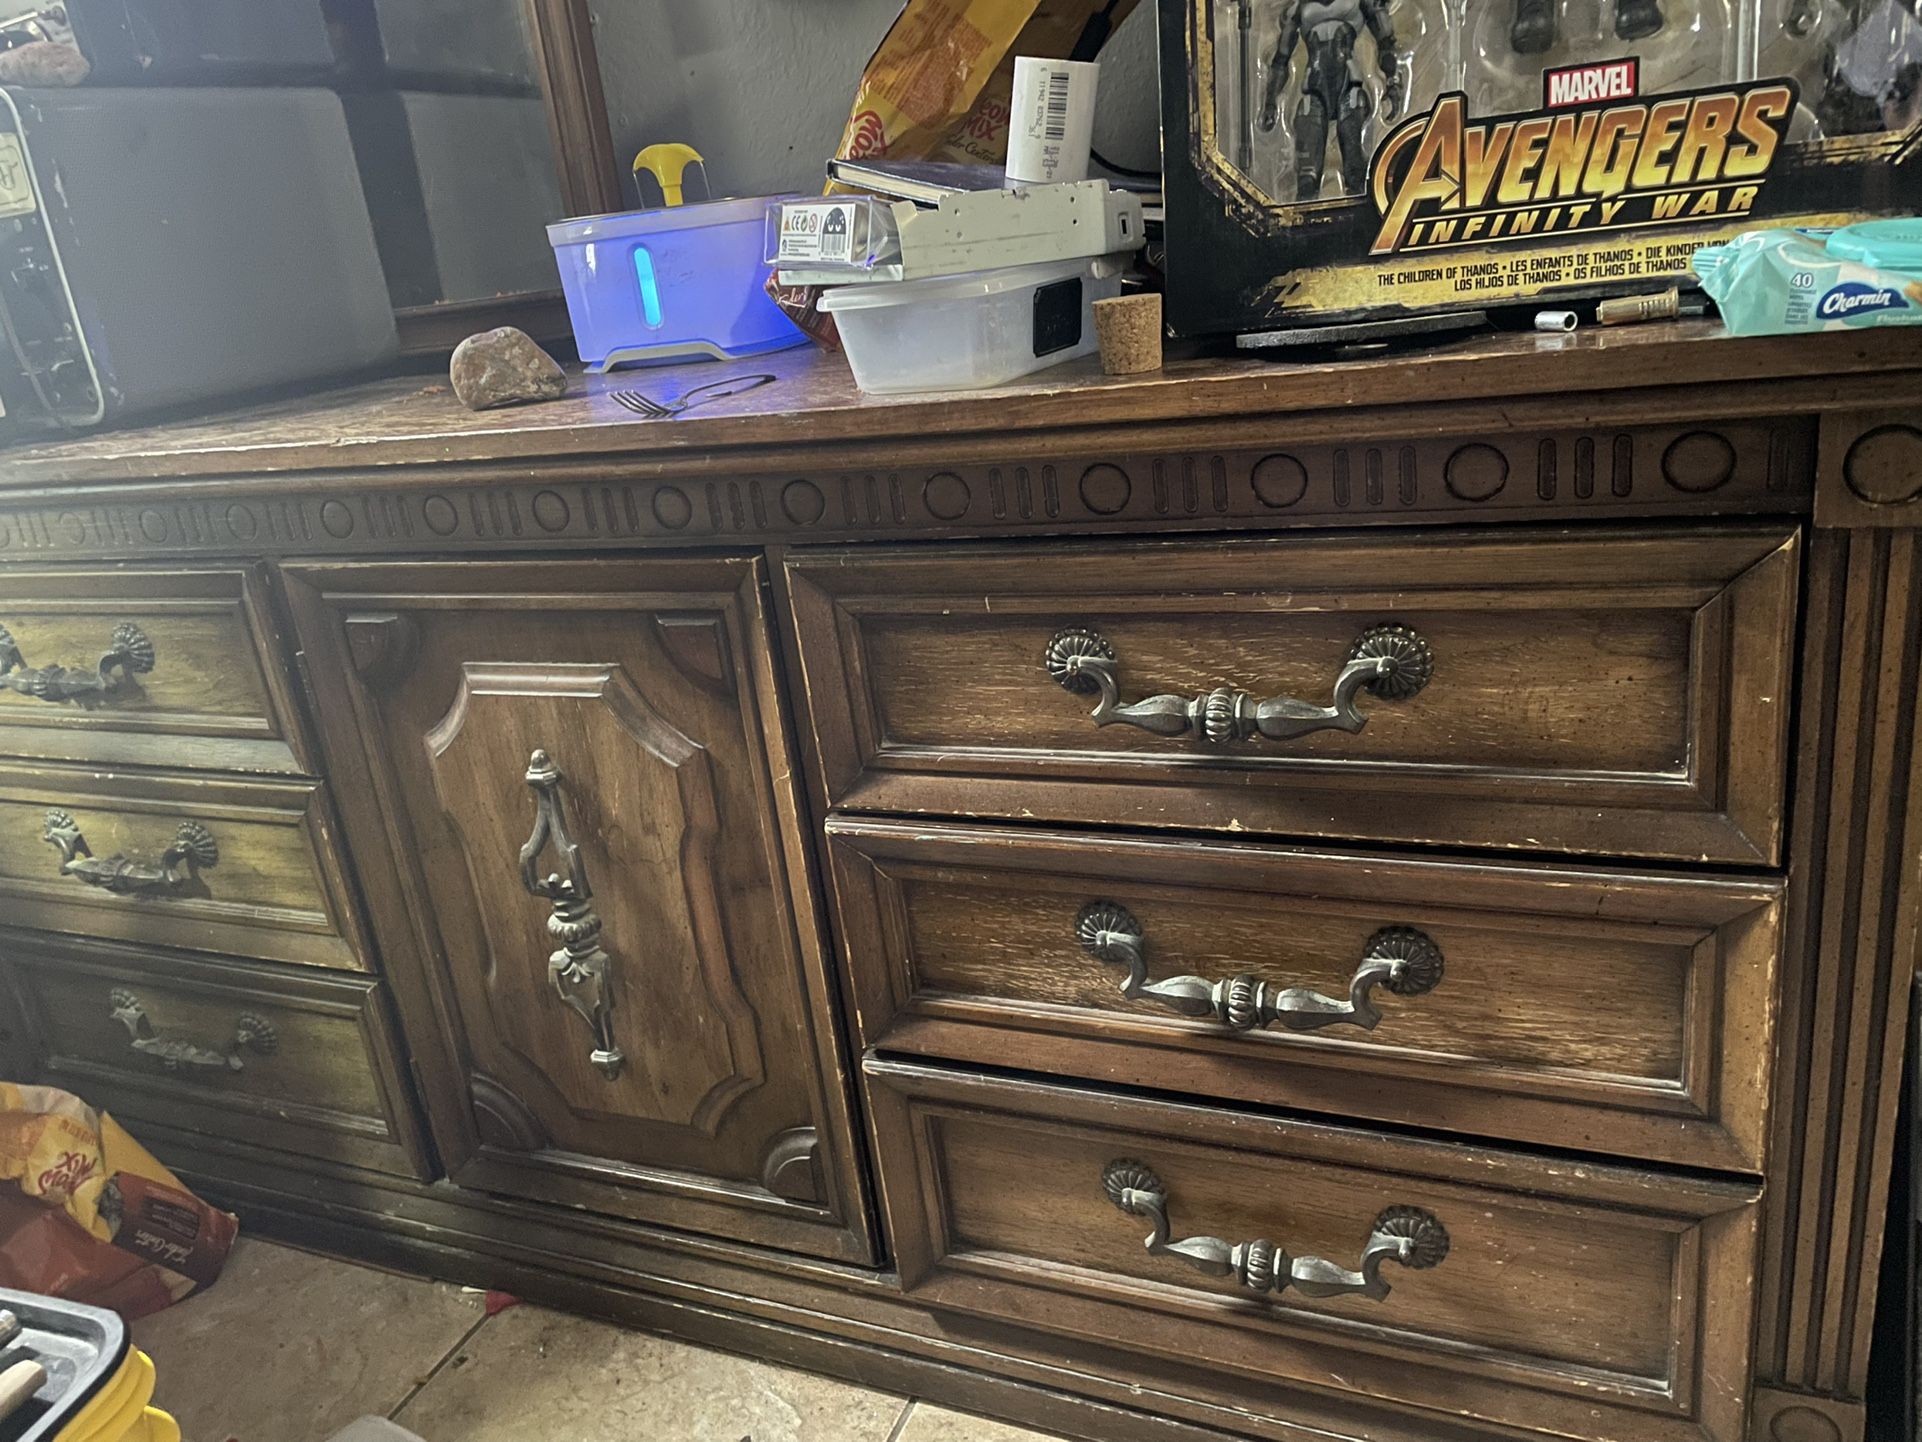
[632,143,705,208]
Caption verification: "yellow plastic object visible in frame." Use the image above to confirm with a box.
[631,143,705,208]
[55,1346,178,1442]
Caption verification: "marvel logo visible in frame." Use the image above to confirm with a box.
[1543,59,1640,107]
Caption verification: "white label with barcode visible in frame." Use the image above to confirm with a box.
[0,135,35,220]
[1007,57,1097,185]
[777,201,856,265]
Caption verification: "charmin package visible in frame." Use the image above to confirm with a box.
[1156,0,1922,334]
[1694,220,1922,333]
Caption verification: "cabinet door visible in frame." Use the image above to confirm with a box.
[283,558,871,1262]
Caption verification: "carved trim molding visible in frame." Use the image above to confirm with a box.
[1756,529,1922,1435]
[1815,409,1922,528]
[0,420,1812,562]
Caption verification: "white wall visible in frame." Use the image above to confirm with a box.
[590,0,1162,202]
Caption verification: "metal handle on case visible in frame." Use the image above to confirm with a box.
[520,749,624,1081]
[1102,1159,1449,1301]
[108,989,277,1072]
[1077,902,1443,1033]
[43,810,218,897]
[1044,622,1432,745]
[0,622,154,706]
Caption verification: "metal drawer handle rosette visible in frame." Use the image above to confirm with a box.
[0,622,154,706]
[1102,1159,1449,1302]
[1044,622,1432,744]
[1077,901,1443,1033]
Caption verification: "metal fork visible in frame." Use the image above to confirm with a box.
[609,372,777,420]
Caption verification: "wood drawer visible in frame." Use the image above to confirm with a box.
[0,761,368,970]
[830,820,1779,1171]
[867,1060,1759,1442]
[0,567,310,773]
[0,935,428,1178]
[785,526,1800,863]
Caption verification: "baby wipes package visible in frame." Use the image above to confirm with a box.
[1695,219,1922,334]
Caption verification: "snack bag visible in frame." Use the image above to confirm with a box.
[0,1083,237,1318]
[834,0,1141,166]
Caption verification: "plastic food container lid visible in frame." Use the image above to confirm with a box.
[818,254,1123,312]
[1826,218,1922,274]
[547,196,784,245]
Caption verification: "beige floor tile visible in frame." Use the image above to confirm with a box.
[892,1402,1068,1442]
[133,1237,483,1442]
[393,1304,907,1442]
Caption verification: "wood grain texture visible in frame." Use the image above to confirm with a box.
[0,931,428,1177]
[279,556,873,1264]
[864,1059,1760,1442]
[786,526,1799,862]
[826,818,1780,1171]
[522,0,621,219]
[0,761,367,970]
[1753,528,1922,1442]
[0,322,1914,490]
[0,566,309,773]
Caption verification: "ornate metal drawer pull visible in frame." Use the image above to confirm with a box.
[1044,622,1432,744]
[0,622,154,706]
[520,749,624,1081]
[1077,902,1443,1033]
[108,988,277,1072]
[43,810,218,897]
[1103,1159,1449,1302]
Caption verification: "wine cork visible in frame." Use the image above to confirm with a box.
[1093,293,1163,375]
[0,1359,47,1423]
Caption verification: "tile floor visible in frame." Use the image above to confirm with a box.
[131,1237,1063,1442]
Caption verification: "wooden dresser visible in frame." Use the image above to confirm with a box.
[2,323,1919,1442]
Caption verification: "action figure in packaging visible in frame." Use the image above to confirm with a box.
[1157,0,1922,333]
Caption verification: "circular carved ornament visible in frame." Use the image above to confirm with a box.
[1662,430,1737,493]
[1250,453,1309,509]
[532,490,571,532]
[923,471,972,521]
[1843,423,1922,506]
[1079,463,1132,515]
[781,480,825,526]
[651,486,693,530]
[423,496,461,536]
[1767,1405,1843,1442]
[1443,444,1508,502]
[320,499,355,539]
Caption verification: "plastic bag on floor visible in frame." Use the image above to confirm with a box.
[0,1083,236,1319]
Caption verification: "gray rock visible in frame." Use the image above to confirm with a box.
[0,41,90,87]
[449,327,567,411]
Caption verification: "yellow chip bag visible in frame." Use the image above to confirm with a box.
[836,0,1141,166]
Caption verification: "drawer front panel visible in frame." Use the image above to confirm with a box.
[830,821,1779,1170]
[0,763,367,970]
[786,526,1799,862]
[0,937,427,1177]
[0,568,308,773]
[868,1061,1758,1442]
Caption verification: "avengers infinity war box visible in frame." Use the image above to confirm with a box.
[1157,0,1922,332]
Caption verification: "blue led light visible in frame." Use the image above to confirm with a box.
[632,245,664,329]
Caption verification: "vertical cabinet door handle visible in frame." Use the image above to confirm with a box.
[519,749,625,1081]
[1103,1159,1449,1302]
[0,622,155,706]
[108,989,278,1072]
[1077,901,1443,1032]
[1045,622,1432,744]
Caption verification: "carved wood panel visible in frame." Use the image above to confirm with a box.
[0,418,1812,563]
[279,557,872,1263]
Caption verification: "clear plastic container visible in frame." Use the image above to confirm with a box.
[819,255,1124,394]
[547,197,806,372]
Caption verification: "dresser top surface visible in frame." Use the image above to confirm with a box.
[4,322,1919,491]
